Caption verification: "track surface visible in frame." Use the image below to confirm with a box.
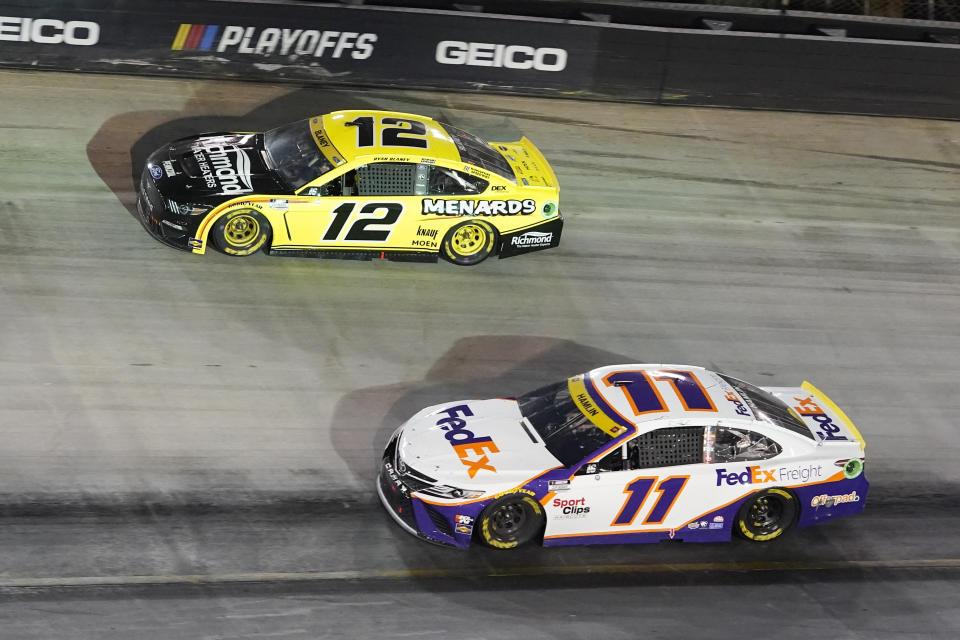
[1,70,960,638]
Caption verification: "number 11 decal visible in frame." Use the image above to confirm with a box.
[612,475,689,526]
[603,369,717,415]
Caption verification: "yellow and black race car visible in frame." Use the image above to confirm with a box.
[137,110,561,265]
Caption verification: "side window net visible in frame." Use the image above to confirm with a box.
[707,427,781,463]
[429,166,488,196]
[356,162,416,196]
[630,426,704,468]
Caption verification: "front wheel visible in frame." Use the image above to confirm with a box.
[212,209,271,256]
[441,220,496,266]
[478,494,544,549]
[736,488,797,542]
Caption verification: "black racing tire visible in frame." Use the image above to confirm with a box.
[212,209,272,256]
[477,494,544,550]
[441,220,497,266]
[735,488,798,542]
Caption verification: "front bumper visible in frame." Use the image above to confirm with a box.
[376,436,482,550]
[136,171,202,252]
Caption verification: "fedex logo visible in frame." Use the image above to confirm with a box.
[793,397,848,441]
[436,405,500,478]
[724,391,750,416]
[716,466,775,486]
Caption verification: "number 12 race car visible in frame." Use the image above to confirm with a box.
[137,110,561,265]
[378,364,867,549]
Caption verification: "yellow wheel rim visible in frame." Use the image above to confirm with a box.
[451,223,487,256]
[224,215,260,246]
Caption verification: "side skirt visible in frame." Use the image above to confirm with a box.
[268,248,438,263]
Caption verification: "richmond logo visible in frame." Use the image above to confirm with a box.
[510,231,553,247]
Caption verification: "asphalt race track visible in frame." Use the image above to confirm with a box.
[2,69,960,638]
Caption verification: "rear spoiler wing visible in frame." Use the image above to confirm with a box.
[800,381,866,450]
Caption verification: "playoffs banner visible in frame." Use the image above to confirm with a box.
[1,0,958,118]
[0,0,601,96]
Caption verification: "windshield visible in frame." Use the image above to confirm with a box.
[439,123,516,182]
[517,380,614,467]
[719,374,814,440]
[263,120,335,190]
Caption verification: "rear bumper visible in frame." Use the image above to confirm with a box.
[794,472,869,529]
[498,213,563,259]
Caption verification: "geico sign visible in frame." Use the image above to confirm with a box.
[0,17,100,45]
[435,41,566,72]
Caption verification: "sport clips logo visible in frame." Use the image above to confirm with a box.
[435,405,499,478]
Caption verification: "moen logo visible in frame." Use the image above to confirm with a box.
[715,466,775,486]
[171,24,376,58]
[435,405,499,478]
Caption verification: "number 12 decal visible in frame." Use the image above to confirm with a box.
[346,116,429,149]
[612,475,688,526]
[322,202,402,242]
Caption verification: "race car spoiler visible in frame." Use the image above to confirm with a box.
[800,381,866,450]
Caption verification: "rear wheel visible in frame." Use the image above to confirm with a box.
[441,220,496,266]
[736,488,797,542]
[478,494,544,549]
[212,209,271,256]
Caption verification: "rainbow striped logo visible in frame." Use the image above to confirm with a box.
[171,24,220,51]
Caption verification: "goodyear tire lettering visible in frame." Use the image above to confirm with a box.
[478,493,544,550]
[212,208,271,257]
[441,220,496,266]
[735,488,797,543]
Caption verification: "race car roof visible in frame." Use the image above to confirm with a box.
[580,364,765,430]
[319,110,462,164]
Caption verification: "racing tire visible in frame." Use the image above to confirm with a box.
[477,494,544,550]
[735,488,797,542]
[212,209,272,256]
[441,220,496,266]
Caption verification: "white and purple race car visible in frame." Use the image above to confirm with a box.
[377,364,867,549]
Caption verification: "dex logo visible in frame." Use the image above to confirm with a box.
[716,466,776,486]
[436,405,500,478]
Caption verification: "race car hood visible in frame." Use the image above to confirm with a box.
[397,399,563,492]
[145,133,288,202]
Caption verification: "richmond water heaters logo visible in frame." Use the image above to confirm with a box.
[193,142,253,194]
[171,24,376,58]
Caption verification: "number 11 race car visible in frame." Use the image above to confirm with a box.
[137,110,561,265]
[377,364,867,549]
